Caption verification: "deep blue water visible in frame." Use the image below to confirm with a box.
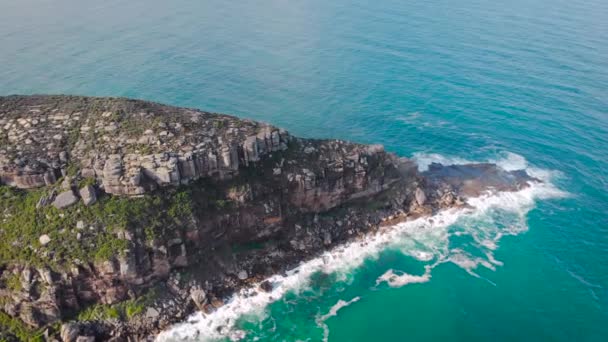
[1,0,607,341]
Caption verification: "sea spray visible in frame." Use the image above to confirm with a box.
[157,153,566,342]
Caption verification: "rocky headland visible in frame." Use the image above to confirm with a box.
[0,95,536,341]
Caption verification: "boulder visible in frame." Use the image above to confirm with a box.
[53,190,78,209]
[39,234,51,246]
[190,288,207,309]
[145,307,160,319]
[79,185,97,206]
[259,280,273,293]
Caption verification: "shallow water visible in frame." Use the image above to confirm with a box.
[1,0,607,341]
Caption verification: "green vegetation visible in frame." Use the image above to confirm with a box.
[77,177,97,189]
[76,289,155,321]
[0,311,45,342]
[0,185,193,270]
[213,199,232,209]
[167,189,193,220]
[128,143,154,154]
[64,162,80,178]
[3,273,22,292]
[66,126,81,151]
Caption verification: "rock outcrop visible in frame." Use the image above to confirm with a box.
[0,95,537,340]
[0,95,291,196]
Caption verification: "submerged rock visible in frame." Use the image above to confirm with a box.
[422,162,536,198]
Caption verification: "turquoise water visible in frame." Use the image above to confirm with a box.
[1,0,607,341]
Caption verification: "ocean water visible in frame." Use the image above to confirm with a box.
[1,0,607,341]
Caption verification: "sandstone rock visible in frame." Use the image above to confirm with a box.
[37,267,53,285]
[79,185,97,206]
[190,288,207,309]
[21,268,32,290]
[60,323,80,342]
[210,297,224,309]
[61,176,72,190]
[19,304,39,327]
[145,307,160,319]
[118,253,138,279]
[75,336,95,342]
[53,190,78,209]
[415,188,426,206]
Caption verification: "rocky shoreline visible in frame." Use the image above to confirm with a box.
[0,95,536,341]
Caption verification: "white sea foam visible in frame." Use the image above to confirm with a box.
[376,268,432,287]
[157,152,566,342]
[412,152,473,171]
[315,297,361,342]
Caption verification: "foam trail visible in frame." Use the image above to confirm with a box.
[376,267,432,287]
[315,297,361,342]
[157,152,566,342]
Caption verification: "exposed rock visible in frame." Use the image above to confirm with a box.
[190,288,207,309]
[210,297,224,309]
[0,95,292,196]
[60,323,80,342]
[61,177,73,190]
[415,188,426,206]
[53,190,78,209]
[39,234,51,246]
[75,337,95,342]
[79,185,97,206]
[145,307,160,319]
[259,281,273,293]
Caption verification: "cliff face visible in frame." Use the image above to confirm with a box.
[0,96,417,340]
[0,96,533,341]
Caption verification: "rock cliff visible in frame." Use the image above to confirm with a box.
[0,95,535,341]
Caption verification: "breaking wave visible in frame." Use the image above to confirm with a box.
[157,152,566,342]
